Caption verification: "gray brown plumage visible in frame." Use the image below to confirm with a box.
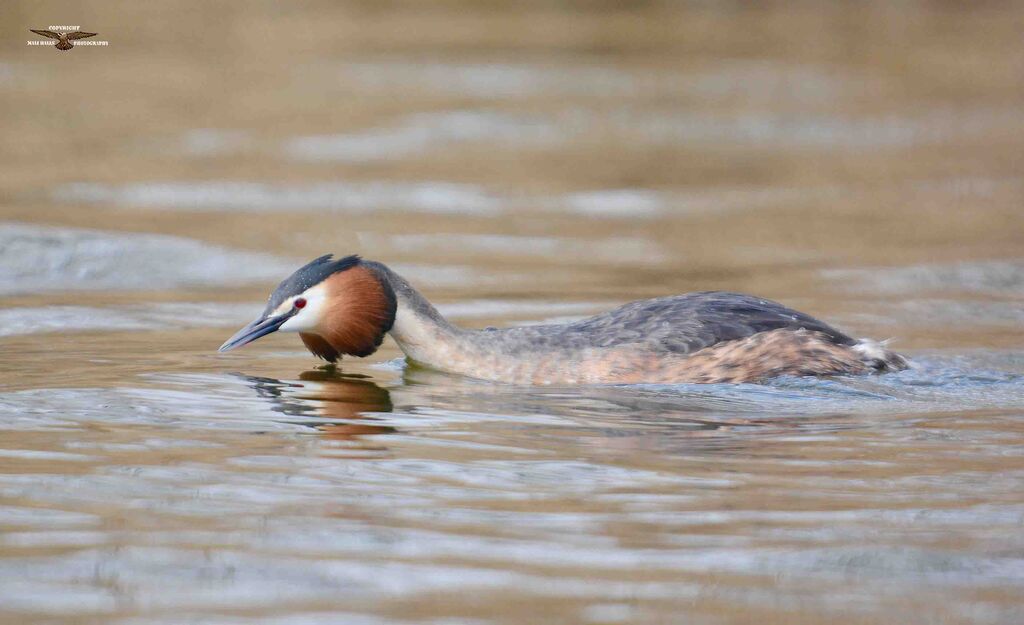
[220,255,909,385]
[30,29,97,51]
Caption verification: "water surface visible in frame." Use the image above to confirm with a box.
[1,3,1023,624]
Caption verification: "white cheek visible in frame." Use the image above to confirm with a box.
[277,285,328,333]
[279,308,315,332]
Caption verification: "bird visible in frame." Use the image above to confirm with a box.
[219,254,909,385]
[30,29,97,51]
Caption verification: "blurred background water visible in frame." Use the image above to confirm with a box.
[1,2,1023,624]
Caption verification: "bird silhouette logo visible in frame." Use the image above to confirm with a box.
[30,29,97,51]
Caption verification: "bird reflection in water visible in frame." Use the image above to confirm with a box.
[234,368,396,442]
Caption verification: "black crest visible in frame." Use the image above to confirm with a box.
[263,254,361,316]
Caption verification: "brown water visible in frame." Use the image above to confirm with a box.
[2,2,1024,624]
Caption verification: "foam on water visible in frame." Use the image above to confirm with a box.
[823,260,1024,296]
[285,110,562,162]
[53,181,504,216]
[360,233,665,264]
[612,107,1021,148]
[59,177,828,221]
[839,299,1024,329]
[338,60,857,103]
[52,180,691,219]
[278,105,1019,161]
[0,302,259,337]
[177,129,252,156]
[436,299,610,320]
[552,189,668,217]
[0,378,315,433]
[339,61,650,98]
[0,222,292,295]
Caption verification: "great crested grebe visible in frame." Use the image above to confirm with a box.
[219,254,908,385]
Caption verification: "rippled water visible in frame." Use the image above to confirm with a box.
[2,3,1024,624]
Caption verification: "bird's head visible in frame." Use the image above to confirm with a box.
[219,255,396,362]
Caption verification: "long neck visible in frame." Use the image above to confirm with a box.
[364,262,471,369]
[364,262,585,383]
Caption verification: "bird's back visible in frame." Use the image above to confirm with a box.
[492,291,852,353]
[467,292,903,384]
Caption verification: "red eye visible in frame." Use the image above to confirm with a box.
[294,298,307,309]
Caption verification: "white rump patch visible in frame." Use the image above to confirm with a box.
[851,339,889,362]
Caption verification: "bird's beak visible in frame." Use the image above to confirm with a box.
[218,310,296,353]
